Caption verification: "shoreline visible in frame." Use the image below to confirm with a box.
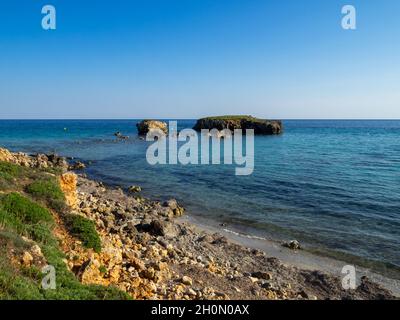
[0,146,398,299]
[85,166,400,292]
[181,214,400,296]
[72,170,398,299]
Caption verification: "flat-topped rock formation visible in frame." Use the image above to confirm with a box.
[193,116,283,135]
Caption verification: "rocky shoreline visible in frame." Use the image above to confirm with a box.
[68,176,396,300]
[0,147,396,300]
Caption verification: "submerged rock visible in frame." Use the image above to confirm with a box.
[193,116,283,135]
[114,132,129,140]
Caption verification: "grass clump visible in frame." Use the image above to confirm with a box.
[25,178,66,212]
[64,214,102,253]
[0,161,25,191]
[1,192,53,224]
[0,161,23,179]
[0,193,54,244]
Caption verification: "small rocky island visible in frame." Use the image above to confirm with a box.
[193,116,283,135]
[137,120,168,135]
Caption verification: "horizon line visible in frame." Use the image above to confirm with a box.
[0,118,400,121]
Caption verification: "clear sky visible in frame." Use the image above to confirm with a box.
[0,0,399,119]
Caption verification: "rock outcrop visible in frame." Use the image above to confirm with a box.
[193,116,283,135]
[59,172,78,209]
[136,120,168,136]
[0,147,68,170]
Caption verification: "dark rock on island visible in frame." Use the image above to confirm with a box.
[193,115,283,135]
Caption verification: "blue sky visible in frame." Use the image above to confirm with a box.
[0,0,399,119]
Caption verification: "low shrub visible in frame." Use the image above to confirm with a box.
[25,178,66,212]
[64,214,102,253]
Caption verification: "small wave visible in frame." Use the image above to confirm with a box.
[222,228,269,241]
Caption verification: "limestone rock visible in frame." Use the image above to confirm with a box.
[21,251,34,266]
[181,276,193,286]
[59,172,78,209]
[149,219,180,239]
[136,120,168,136]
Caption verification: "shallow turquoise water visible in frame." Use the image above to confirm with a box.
[1,120,399,275]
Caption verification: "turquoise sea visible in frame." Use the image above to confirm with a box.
[0,120,399,277]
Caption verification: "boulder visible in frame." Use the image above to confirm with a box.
[69,161,86,170]
[128,185,142,193]
[136,120,168,136]
[283,240,301,250]
[162,199,185,217]
[149,219,180,239]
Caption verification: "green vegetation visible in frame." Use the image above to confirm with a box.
[0,161,129,300]
[1,192,53,224]
[99,265,107,274]
[200,115,266,122]
[25,178,66,212]
[64,214,102,253]
[0,193,54,243]
[0,161,24,180]
[0,161,25,191]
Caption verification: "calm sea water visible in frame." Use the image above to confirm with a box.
[1,120,399,276]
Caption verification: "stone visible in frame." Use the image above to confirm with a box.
[187,288,197,296]
[252,271,272,280]
[163,199,178,210]
[21,251,34,266]
[128,185,142,193]
[69,161,86,170]
[149,220,180,239]
[31,244,43,257]
[283,240,301,250]
[181,276,193,286]
[141,267,156,280]
[249,277,259,283]
[162,199,185,217]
